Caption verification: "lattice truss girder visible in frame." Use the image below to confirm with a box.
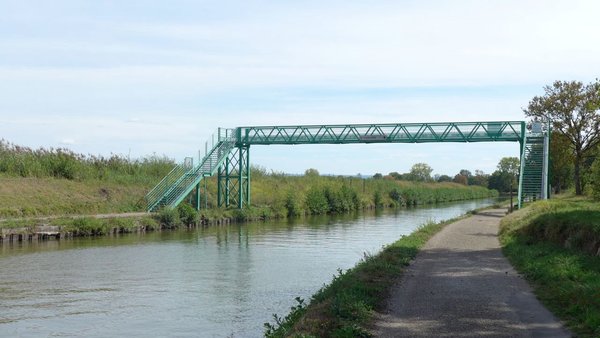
[238,121,524,145]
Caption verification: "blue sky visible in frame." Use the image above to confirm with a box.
[1,0,599,176]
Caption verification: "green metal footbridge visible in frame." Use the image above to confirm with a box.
[145,121,549,212]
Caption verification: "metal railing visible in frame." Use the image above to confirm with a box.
[146,128,237,211]
[145,158,193,211]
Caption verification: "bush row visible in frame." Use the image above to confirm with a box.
[280,181,497,217]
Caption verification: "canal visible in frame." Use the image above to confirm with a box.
[0,198,497,337]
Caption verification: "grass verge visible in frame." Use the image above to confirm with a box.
[499,197,600,337]
[264,215,468,338]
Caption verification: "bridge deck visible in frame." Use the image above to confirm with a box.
[237,121,524,145]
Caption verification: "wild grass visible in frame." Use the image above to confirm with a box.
[0,140,496,223]
[0,139,174,184]
[264,216,465,338]
[0,140,173,217]
[499,197,600,337]
[203,168,498,218]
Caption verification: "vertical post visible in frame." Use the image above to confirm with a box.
[517,122,526,209]
[238,146,244,209]
[204,177,208,209]
[245,146,250,207]
[542,122,550,200]
[217,165,222,207]
[547,120,552,199]
[509,182,513,213]
[225,156,230,207]
[195,183,200,211]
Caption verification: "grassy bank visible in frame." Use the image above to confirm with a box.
[0,140,497,235]
[499,197,600,337]
[0,159,497,221]
[0,139,174,217]
[263,214,472,338]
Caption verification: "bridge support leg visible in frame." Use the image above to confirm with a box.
[217,146,250,209]
[195,183,200,211]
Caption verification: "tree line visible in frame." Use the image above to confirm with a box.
[372,157,519,194]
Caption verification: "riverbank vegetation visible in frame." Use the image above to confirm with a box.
[263,215,473,337]
[0,139,497,222]
[0,139,174,217]
[499,197,600,337]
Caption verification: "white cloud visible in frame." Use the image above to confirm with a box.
[0,0,598,173]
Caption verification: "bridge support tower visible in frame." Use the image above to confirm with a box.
[217,145,250,209]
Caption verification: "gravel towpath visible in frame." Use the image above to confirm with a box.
[371,208,571,337]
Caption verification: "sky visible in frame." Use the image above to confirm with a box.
[1,0,599,176]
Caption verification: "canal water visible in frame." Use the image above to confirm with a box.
[0,199,496,337]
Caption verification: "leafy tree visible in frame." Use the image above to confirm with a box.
[488,157,519,193]
[372,173,383,179]
[524,80,600,195]
[488,171,512,193]
[549,133,574,193]
[459,169,472,178]
[497,157,520,176]
[469,170,489,187]
[453,174,468,185]
[304,168,320,177]
[436,174,452,182]
[388,171,403,180]
[409,163,433,182]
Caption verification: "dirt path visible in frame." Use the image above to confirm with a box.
[371,209,571,337]
[0,212,149,224]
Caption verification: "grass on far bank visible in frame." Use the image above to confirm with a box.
[0,139,497,222]
[499,197,600,338]
[263,215,471,338]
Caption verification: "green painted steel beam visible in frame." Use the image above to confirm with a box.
[236,121,524,146]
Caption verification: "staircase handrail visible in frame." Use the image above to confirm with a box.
[145,162,190,211]
[164,141,236,208]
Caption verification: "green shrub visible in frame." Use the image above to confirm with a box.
[156,208,181,228]
[305,187,328,214]
[69,217,105,236]
[373,190,383,208]
[177,203,198,226]
[284,191,304,216]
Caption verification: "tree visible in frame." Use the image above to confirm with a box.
[409,163,433,182]
[373,173,383,179]
[437,174,452,182]
[524,80,600,195]
[549,133,574,193]
[453,174,468,185]
[459,169,472,178]
[388,171,402,180]
[304,168,320,177]
[469,170,489,187]
[497,157,520,177]
[488,171,512,192]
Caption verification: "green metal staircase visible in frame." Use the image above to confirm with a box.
[145,129,236,212]
[518,127,549,207]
